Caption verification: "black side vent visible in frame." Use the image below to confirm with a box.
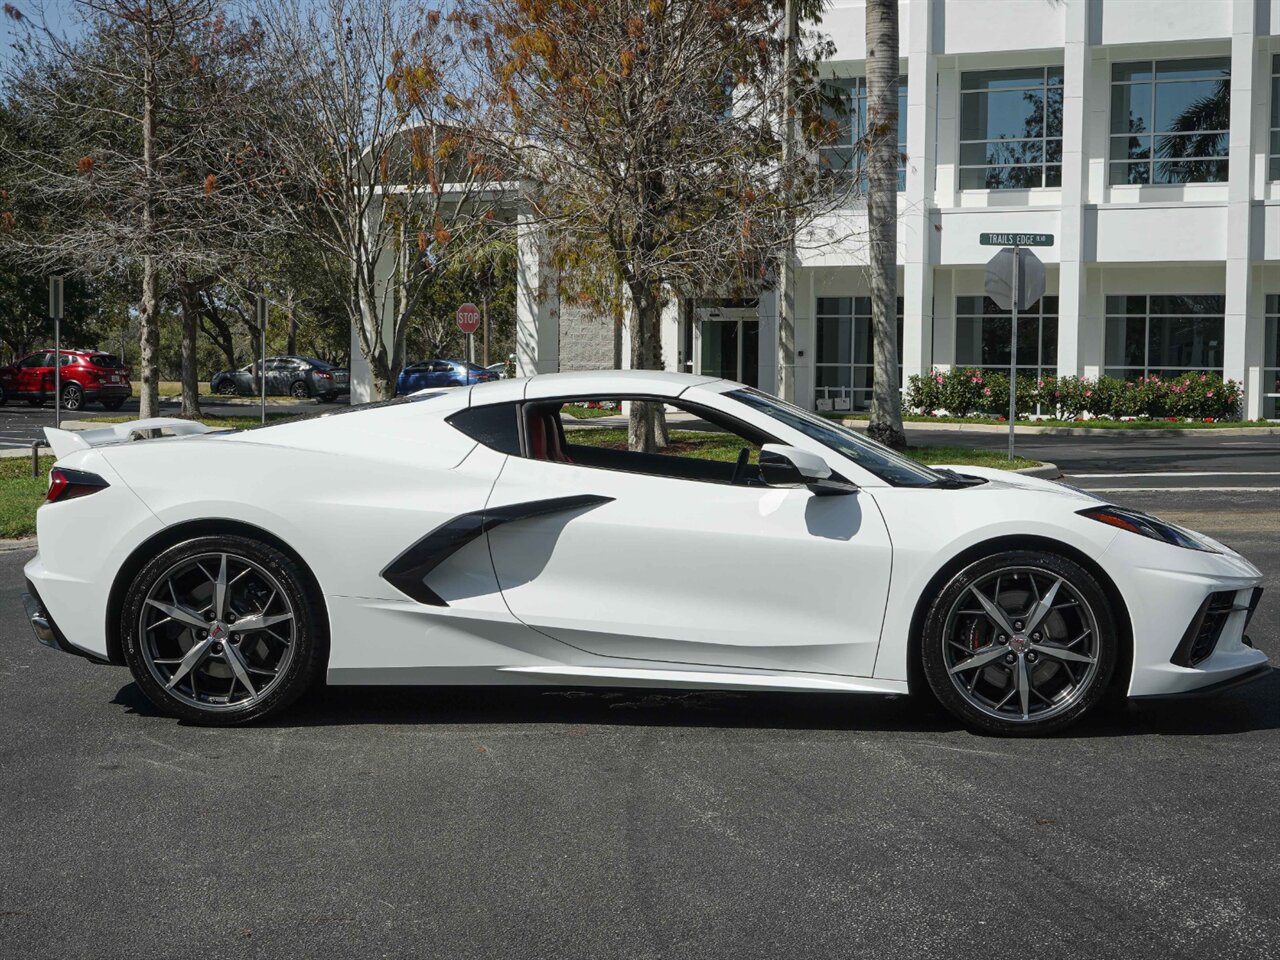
[1172,592,1237,668]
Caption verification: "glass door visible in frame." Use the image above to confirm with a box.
[699,316,759,387]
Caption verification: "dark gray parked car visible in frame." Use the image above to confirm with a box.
[210,356,349,402]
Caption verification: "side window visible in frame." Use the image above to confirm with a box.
[448,402,522,455]
[19,353,49,368]
[526,396,771,486]
[58,354,76,367]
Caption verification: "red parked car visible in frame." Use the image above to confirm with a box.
[0,349,132,412]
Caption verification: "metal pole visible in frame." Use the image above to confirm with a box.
[260,324,267,425]
[1008,246,1019,462]
[54,316,61,429]
[481,296,489,367]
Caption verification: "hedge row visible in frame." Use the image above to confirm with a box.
[906,369,1244,421]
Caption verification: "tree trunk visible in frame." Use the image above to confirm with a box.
[138,18,161,421]
[626,281,666,453]
[197,292,240,370]
[177,280,202,418]
[776,0,799,402]
[138,258,161,420]
[286,291,298,355]
[864,0,906,450]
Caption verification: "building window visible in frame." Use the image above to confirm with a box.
[1264,298,1280,419]
[820,77,907,192]
[814,296,903,412]
[959,67,1063,189]
[1109,58,1230,185]
[954,296,1058,380]
[1271,56,1280,181]
[1104,295,1225,380]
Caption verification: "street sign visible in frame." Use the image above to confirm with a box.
[48,276,64,320]
[456,302,481,336]
[255,294,269,333]
[979,232,1054,247]
[985,247,1045,312]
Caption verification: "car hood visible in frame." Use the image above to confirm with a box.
[931,464,1105,504]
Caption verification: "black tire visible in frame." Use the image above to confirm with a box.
[100,396,126,411]
[920,549,1117,737]
[60,382,84,411]
[215,379,238,396]
[317,394,336,404]
[289,380,310,399]
[0,384,6,406]
[120,535,326,725]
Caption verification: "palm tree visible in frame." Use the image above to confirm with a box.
[864,0,905,449]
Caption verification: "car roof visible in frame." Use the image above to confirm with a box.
[522,369,721,400]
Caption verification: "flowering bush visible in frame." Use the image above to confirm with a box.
[906,368,1243,420]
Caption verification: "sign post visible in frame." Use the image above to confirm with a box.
[49,276,64,428]
[982,235,1051,461]
[456,302,481,385]
[256,294,269,424]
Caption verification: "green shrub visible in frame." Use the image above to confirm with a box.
[906,368,1243,420]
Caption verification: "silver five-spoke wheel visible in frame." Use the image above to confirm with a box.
[138,552,297,712]
[942,566,1101,724]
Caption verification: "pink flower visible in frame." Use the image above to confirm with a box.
[982,387,991,396]
[1206,390,1214,398]
[1200,374,1207,381]
[1085,389,1093,397]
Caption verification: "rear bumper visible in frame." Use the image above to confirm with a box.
[22,579,110,664]
[84,385,130,400]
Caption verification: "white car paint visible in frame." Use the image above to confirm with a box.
[24,371,1269,711]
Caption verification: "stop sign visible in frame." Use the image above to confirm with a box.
[456,302,481,336]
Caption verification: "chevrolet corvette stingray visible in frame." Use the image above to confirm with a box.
[22,371,1269,734]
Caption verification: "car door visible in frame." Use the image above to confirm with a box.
[15,352,51,396]
[484,401,894,678]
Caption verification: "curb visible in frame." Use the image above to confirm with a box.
[840,419,1280,438]
[1015,462,1061,480]
[0,539,35,553]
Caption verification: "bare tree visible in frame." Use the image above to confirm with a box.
[252,0,501,399]
[466,0,841,452]
[0,0,280,417]
[864,0,905,449]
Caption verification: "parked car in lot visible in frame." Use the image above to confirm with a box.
[23,371,1269,733]
[0,349,131,411]
[396,359,498,395]
[210,356,349,402]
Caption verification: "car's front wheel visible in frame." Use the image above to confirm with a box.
[920,549,1117,736]
[120,535,325,725]
[215,379,238,396]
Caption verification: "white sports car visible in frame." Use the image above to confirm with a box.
[23,371,1269,735]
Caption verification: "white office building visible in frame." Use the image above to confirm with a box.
[355,0,1280,420]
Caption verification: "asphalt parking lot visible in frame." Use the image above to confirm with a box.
[0,436,1277,959]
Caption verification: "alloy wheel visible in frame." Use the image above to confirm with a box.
[941,566,1101,724]
[138,552,297,712]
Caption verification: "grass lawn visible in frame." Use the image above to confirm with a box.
[0,457,53,540]
[833,412,1275,429]
[562,404,622,420]
[567,428,1040,470]
[92,414,297,430]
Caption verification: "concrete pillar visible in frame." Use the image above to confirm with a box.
[515,212,559,377]
[934,64,959,210]
[901,0,937,385]
[1056,0,1090,378]
[1224,0,1259,416]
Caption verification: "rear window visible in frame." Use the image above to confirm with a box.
[89,354,124,369]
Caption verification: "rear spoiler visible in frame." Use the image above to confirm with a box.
[43,418,217,459]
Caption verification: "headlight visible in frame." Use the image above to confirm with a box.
[1077,505,1218,552]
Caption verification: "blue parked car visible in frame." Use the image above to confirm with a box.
[395,359,499,395]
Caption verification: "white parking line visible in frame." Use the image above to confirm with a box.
[1082,487,1280,493]
[1070,471,1280,478]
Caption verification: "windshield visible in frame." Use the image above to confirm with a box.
[727,388,944,487]
[302,357,333,369]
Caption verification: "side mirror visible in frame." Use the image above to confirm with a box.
[759,444,857,496]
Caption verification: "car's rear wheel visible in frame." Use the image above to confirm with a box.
[27,398,43,407]
[0,383,6,406]
[100,396,126,411]
[921,550,1117,736]
[289,380,309,399]
[120,535,325,725]
[60,382,84,411]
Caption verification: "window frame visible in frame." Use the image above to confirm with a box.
[1103,294,1226,381]
[954,295,1060,381]
[1108,57,1230,186]
[515,394,786,488]
[958,66,1064,191]
[819,75,908,193]
[814,296,905,413]
[1261,297,1280,420]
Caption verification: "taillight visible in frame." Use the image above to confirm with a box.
[315,370,333,380]
[46,467,110,503]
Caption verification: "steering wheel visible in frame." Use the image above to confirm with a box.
[730,447,750,486]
